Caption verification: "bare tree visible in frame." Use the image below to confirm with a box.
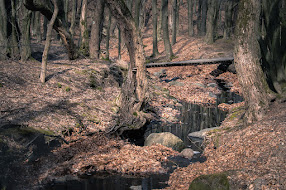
[79,0,88,56]
[21,7,32,62]
[171,0,178,45]
[152,0,159,57]
[188,0,194,36]
[90,0,105,59]
[40,0,59,83]
[106,0,147,134]
[0,0,8,60]
[161,0,174,60]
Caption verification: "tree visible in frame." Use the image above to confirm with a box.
[161,0,174,60]
[90,0,105,59]
[188,0,194,36]
[234,0,273,124]
[69,0,76,37]
[223,0,234,39]
[171,0,178,45]
[40,0,59,83]
[105,7,112,60]
[205,0,221,43]
[21,7,32,62]
[198,0,208,36]
[79,0,88,56]
[152,0,159,57]
[24,0,78,60]
[0,0,8,60]
[105,0,147,134]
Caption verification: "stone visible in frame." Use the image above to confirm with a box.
[145,132,185,152]
[227,63,236,74]
[180,148,194,159]
[192,83,206,88]
[189,173,230,190]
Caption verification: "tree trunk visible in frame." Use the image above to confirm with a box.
[34,11,42,42]
[43,15,48,40]
[118,26,121,59]
[223,0,234,39]
[79,0,88,56]
[10,0,20,59]
[105,0,147,134]
[205,0,221,43]
[152,0,159,57]
[188,0,194,36]
[161,0,174,60]
[199,0,207,36]
[234,0,272,124]
[134,0,141,28]
[105,7,111,60]
[24,0,78,60]
[40,0,59,83]
[69,0,76,37]
[21,7,32,62]
[90,0,105,59]
[64,0,68,23]
[0,0,8,60]
[171,0,177,45]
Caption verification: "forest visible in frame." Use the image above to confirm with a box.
[0,0,285,189]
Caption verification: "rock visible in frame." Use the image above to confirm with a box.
[192,83,206,88]
[180,148,194,159]
[169,81,185,86]
[154,69,167,78]
[227,63,236,74]
[145,132,185,152]
[188,127,220,139]
[207,83,217,88]
[189,173,230,190]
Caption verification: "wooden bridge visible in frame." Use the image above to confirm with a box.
[146,57,234,68]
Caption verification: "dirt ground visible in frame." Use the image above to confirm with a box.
[0,21,285,190]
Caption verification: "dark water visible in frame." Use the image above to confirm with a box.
[45,91,243,190]
[144,91,243,147]
[44,174,169,190]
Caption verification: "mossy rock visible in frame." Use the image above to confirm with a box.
[189,173,230,190]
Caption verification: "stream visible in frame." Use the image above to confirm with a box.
[45,89,243,190]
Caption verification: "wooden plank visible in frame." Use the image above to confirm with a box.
[146,57,234,68]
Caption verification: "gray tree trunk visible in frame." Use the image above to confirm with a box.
[90,0,105,59]
[0,0,8,60]
[40,0,59,83]
[234,0,272,124]
[205,0,221,43]
[199,0,207,36]
[21,7,32,62]
[79,0,89,56]
[188,0,194,36]
[171,0,177,45]
[152,0,159,57]
[10,0,20,59]
[69,0,76,37]
[161,0,174,60]
[118,26,121,59]
[105,7,111,60]
[106,0,147,134]
[223,0,234,39]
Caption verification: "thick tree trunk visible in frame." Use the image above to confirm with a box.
[106,0,147,134]
[90,0,105,59]
[205,0,221,43]
[223,0,234,39]
[10,0,20,59]
[171,0,177,45]
[199,0,207,36]
[79,0,88,56]
[24,0,78,60]
[234,0,272,124]
[188,0,194,36]
[40,0,59,83]
[161,0,174,60]
[43,16,48,39]
[34,11,42,42]
[152,0,159,57]
[69,0,76,37]
[0,0,8,60]
[134,0,141,28]
[21,8,32,62]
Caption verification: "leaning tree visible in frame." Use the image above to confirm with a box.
[24,0,78,60]
[105,0,148,134]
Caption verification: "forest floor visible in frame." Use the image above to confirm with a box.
[0,31,285,189]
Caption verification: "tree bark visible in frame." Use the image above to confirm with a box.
[79,0,88,56]
[21,7,32,62]
[24,0,78,60]
[69,0,76,37]
[171,0,177,45]
[90,0,105,59]
[152,0,159,57]
[118,26,121,59]
[105,0,147,134]
[199,0,207,36]
[105,7,112,60]
[161,0,174,60]
[40,0,59,83]
[188,0,194,36]
[205,0,221,43]
[223,0,234,39]
[10,0,20,59]
[0,0,8,60]
[234,0,272,124]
